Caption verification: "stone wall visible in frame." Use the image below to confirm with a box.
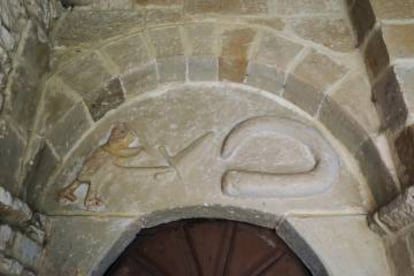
[0,186,47,275]
[347,1,414,275]
[0,1,55,275]
[0,0,56,196]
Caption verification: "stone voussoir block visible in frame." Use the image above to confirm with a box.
[319,74,380,153]
[363,28,390,81]
[148,26,184,58]
[287,17,354,52]
[372,66,408,131]
[284,50,347,116]
[0,224,14,251]
[54,10,145,46]
[184,23,218,57]
[395,125,414,193]
[121,62,158,97]
[382,23,414,61]
[347,0,376,46]
[370,0,414,20]
[252,31,303,71]
[46,102,93,158]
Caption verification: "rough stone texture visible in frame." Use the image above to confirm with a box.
[245,63,284,94]
[188,57,218,81]
[0,120,26,194]
[387,234,414,276]
[8,22,49,137]
[149,26,184,58]
[10,232,42,270]
[252,32,303,71]
[87,78,126,121]
[347,0,376,45]
[382,23,414,61]
[395,125,414,187]
[354,138,399,206]
[276,216,392,276]
[395,65,414,113]
[284,50,347,115]
[219,28,256,82]
[158,57,186,83]
[377,186,414,232]
[121,63,158,97]
[101,33,151,73]
[24,142,60,207]
[319,74,380,153]
[268,0,342,15]
[183,0,268,14]
[0,253,24,275]
[0,225,14,251]
[370,0,414,20]
[40,217,137,276]
[144,6,183,25]
[54,10,145,46]
[185,24,218,56]
[0,186,33,226]
[58,52,113,96]
[363,29,390,81]
[372,67,408,131]
[46,103,92,158]
[288,17,354,52]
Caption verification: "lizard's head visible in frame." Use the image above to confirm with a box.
[107,123,139,149]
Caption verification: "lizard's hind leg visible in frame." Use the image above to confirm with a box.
[57,180,82,202]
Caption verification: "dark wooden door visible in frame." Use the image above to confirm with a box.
[105,220,311,276]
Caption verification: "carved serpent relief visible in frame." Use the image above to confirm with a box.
[57,116,338,209]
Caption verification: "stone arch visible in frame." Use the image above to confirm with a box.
[90,206,329,276]
[27,20,396,209]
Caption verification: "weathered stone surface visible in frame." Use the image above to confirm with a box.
[245,63,284,94]
[149,26,184,58]
[0,186,33,225]
[46,103,92,158]
[121,63,158,97]
[354,138,399,206]
[158,57,186,83]
[58,52,113,95]
[10,232,42,269]
[268,0,342,15]
[101,33,151,73]
[363,29,389,81]
[319,74,380,153]
[40,217,137,276]
[372,67,407,130]
[42,78,79,132]
[252,32,302,71]
[277,216,392,276]
[284,50,346,115]
[370,0,414,20]
[8,22,49,136]
[395,125,414,186]
[183,0,267,14]
[377,185,414,232]
[347,0,376,45]
[25,142,59,207]
[243,16,285,31]
[395,65,414,113]
[185,23,218,56]
[383,23,414,61]
[54,10,144,46]
[288,17,354,52]
[188,57,218,81]
[387,234,414,276]
[145,6,183,25]
[0,253,23,276]
[0,224,14,250]
[87,78,126,121]
[0,0,28,45]
[0,120,26,194]
[219,28,256,82]
[43,84,368,215]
